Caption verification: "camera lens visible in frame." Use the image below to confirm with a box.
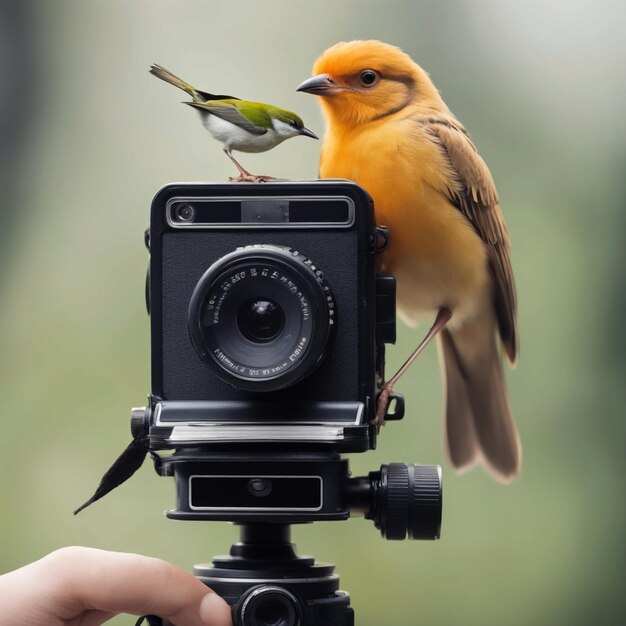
[236,586,301,626]
[188,245,335,392]
[175,203,195,222]
[237,298,285,343]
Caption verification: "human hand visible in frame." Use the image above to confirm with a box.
[0,546,232,626]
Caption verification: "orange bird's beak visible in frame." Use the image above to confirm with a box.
[296,74,345,95]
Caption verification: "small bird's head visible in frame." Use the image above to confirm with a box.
[297,40,444,126]
[270,108,318,141]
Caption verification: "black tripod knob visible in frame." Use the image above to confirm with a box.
[368,463,442,540]
[233,584,303,626]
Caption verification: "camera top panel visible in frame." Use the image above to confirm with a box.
[151,180,374,231]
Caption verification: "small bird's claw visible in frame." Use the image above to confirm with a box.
[229,174,277,183]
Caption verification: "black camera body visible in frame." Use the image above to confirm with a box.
[151,179,380,404]
[145,180,397,462]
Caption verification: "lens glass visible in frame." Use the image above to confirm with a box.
[237,298,284,343]
[175,203,195,221]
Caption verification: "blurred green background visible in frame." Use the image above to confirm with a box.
[0,1,624,624]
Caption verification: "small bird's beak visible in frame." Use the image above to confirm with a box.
[296,74,342,95]
[299,127,319,140]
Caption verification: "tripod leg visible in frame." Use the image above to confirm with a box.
[375,307,452,425]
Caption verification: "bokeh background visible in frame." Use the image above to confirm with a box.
[0,1,624,624]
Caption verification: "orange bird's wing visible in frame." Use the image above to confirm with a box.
[422,116,518,363]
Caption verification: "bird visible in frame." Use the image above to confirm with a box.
[150,64,318,181]
[297,40,521,482]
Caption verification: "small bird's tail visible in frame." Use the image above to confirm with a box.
[150,64,238,103]
[149,64,205,102]
[439,323,522,483]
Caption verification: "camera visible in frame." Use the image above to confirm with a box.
[149,179,390,416]
[128,180,441,625]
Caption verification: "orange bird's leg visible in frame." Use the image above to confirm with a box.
[375,307,452,425]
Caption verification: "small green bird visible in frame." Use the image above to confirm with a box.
[150,64,318,181]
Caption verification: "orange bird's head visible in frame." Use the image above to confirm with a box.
[297,40,445,127]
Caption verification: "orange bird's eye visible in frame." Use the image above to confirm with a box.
[359,70,379,87]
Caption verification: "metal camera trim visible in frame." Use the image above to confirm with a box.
[149,400,366,446]
[165,194,356,229]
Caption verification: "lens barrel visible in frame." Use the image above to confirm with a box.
[188,245,335,392]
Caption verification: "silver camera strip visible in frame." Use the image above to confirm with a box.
[167,424,346,443]
[166,195,355,229]
[154,401,363,443]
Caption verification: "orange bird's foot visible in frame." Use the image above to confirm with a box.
[374,383,394,427]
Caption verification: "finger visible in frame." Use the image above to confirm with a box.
[38,547,232,626]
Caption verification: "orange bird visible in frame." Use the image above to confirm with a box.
[298,40,521,482]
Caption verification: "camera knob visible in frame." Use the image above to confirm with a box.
[368,463,442,541]
[233,584,303,626]
[130,406,149,438]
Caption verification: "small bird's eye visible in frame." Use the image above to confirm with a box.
[359,70,379,87]
[290,119,298,127]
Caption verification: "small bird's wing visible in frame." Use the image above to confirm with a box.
[423,116,518,362]
[186,101,268,135]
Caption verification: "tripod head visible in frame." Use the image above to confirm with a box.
[132,400,442,540]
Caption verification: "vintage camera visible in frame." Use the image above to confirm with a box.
[149,179,391,432]
[129,180,442,625]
